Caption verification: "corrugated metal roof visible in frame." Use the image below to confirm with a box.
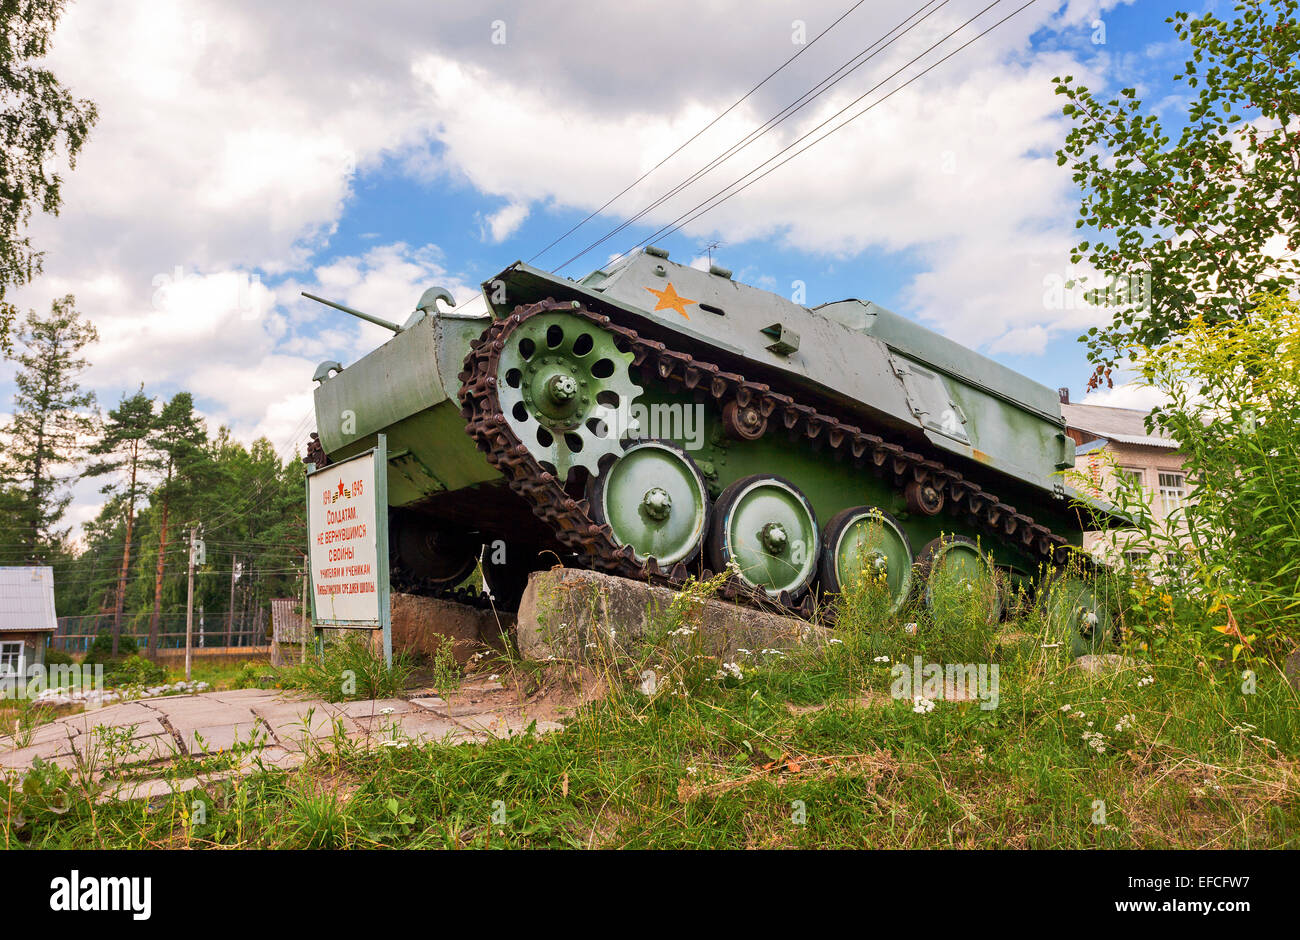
[1061,402,1178,448]
[0,566,58,633]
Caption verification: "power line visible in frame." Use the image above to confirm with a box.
[617,0,1037,262]
[526,0,874,265]
[553,0,947,274]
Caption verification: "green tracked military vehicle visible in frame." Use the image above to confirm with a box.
[307,247,1114,648]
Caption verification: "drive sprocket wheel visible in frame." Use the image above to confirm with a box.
[496,310,642,481]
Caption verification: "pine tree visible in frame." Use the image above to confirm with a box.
[85,388,158,653]
[145,392,208,654]
[1,294,97,560]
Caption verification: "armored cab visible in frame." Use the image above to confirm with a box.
[310,247,1104,627]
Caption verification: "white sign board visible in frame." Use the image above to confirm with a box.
[308,450,382,624]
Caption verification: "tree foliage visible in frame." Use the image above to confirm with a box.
[0,0,98,352]
[85,388,158,650]
[1054,0,1300,387]
[0,293,96,559]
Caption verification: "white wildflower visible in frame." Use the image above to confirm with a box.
[1081,730,1107,754]
[717,662,744,681]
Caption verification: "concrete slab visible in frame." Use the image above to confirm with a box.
[182,721,272,755]
[326,698,415,719]
[397,714,486,744]
[68,719,170,751]
[204,689,285,705]
[101,775,207,803]
[3,719,82,749]
[111,733,181,765]
[249,747,308,771]
[0,737,76,769]
[427,701,518,718]
[517,567,829,663]
[62,702,163,736]
[249,702,344,744]
[147,699,258,726]
[1,685,569,796]
[452,712,565,739]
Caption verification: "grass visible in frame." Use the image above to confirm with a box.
[2,574,1297,849]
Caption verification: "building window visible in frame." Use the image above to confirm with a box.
[0,641,21,676]
[1123,550,1149,567]
[1158,472,1186,512]
[1117,468,1144,487]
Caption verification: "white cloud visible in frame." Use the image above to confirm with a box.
[988,325,1049,356]
[3,0,1153,539]
[481,202,530,243]
[1082,382,1168,411]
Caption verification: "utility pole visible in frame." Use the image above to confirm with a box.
[227,553,236,647]
[185,525,203,682]
[300,560,309,664]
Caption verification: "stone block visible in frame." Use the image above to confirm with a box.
[516,567,828,663]
[391,593,514,664]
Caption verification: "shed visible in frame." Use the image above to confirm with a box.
[0,566,58,675]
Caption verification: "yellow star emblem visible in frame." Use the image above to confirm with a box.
[644,282,697,319]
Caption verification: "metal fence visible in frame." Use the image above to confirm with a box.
[51,611,268,654]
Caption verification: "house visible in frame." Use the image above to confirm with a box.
[1059,394,1189,564]
[0,566,58,676]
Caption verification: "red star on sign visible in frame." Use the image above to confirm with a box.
[337,480,345,497]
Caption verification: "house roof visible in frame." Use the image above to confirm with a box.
[0,566,58,633]
[1061,402,1178,450]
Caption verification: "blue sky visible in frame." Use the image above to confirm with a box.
[4,0,1220,532]
[319,0,1201,392]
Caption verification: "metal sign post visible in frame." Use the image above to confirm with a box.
[304,433,392,668]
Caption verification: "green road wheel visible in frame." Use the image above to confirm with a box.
[1040,575,1118,657]
[708,474,819,599]
[819,506,913,615]
[497,311,642,481]
[589,440,710,566]
[917,535,1002,624]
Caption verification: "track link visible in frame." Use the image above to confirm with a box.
[458,298,1075,616]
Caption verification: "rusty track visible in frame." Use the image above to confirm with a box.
[457,298,1074,616]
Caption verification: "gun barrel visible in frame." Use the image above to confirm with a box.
[301,291,403,333]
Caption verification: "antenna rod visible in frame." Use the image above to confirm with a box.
[301,291,403,333]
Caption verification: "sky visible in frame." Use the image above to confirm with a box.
[3,0,1218,534]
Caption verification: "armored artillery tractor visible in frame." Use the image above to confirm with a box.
[307,247,1113,649]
